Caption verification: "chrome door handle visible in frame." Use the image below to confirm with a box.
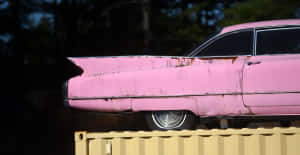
[247,61,261,66]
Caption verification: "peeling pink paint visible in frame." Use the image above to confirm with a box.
[66,54,300,116]
[69,56,199,77]
[69,56,244,98]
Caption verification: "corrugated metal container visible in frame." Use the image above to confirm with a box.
[75,127,300,155]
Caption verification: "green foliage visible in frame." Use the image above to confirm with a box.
[150,1,219,55]
[218,0,300,27]
[156,0,300,55]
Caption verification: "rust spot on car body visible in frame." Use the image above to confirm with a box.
[172,57,195,67]
[190,58,195,65]
[200,56,238,64]
[176,64,186,67]
[177,58,181,65]
[231,57,238,64]
[172,57,190,67]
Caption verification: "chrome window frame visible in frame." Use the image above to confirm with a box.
[187,33,221,57]
[188,25,300,57]
[253,27,256,56]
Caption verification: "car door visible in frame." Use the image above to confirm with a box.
[243,27,300,114]
[193,29,253,115]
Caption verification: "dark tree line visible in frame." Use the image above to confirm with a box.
[9,1,299,155]
[1,0,299,57]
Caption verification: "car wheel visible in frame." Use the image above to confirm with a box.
[145,111,195,130]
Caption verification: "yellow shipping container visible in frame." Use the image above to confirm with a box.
[75,127,300,155]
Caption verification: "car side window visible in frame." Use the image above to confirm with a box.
[256,27,300,55]
[196,30,253,57]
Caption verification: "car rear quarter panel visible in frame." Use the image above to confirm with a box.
[68,56,246,98]
[68,56,251,116]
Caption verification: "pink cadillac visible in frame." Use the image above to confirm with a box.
[64,19,300,130]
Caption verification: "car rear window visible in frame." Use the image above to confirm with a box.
[196,30,253,57]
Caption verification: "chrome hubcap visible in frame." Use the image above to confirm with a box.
[152,111,187,129]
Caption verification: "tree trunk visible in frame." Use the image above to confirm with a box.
[142,0,151,49]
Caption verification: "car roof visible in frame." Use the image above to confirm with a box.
[220,19,300,34]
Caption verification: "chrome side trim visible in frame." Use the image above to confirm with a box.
[66,91,300,100]
[256,26,300,33]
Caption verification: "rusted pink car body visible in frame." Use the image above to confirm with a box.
[65,19,300,118]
